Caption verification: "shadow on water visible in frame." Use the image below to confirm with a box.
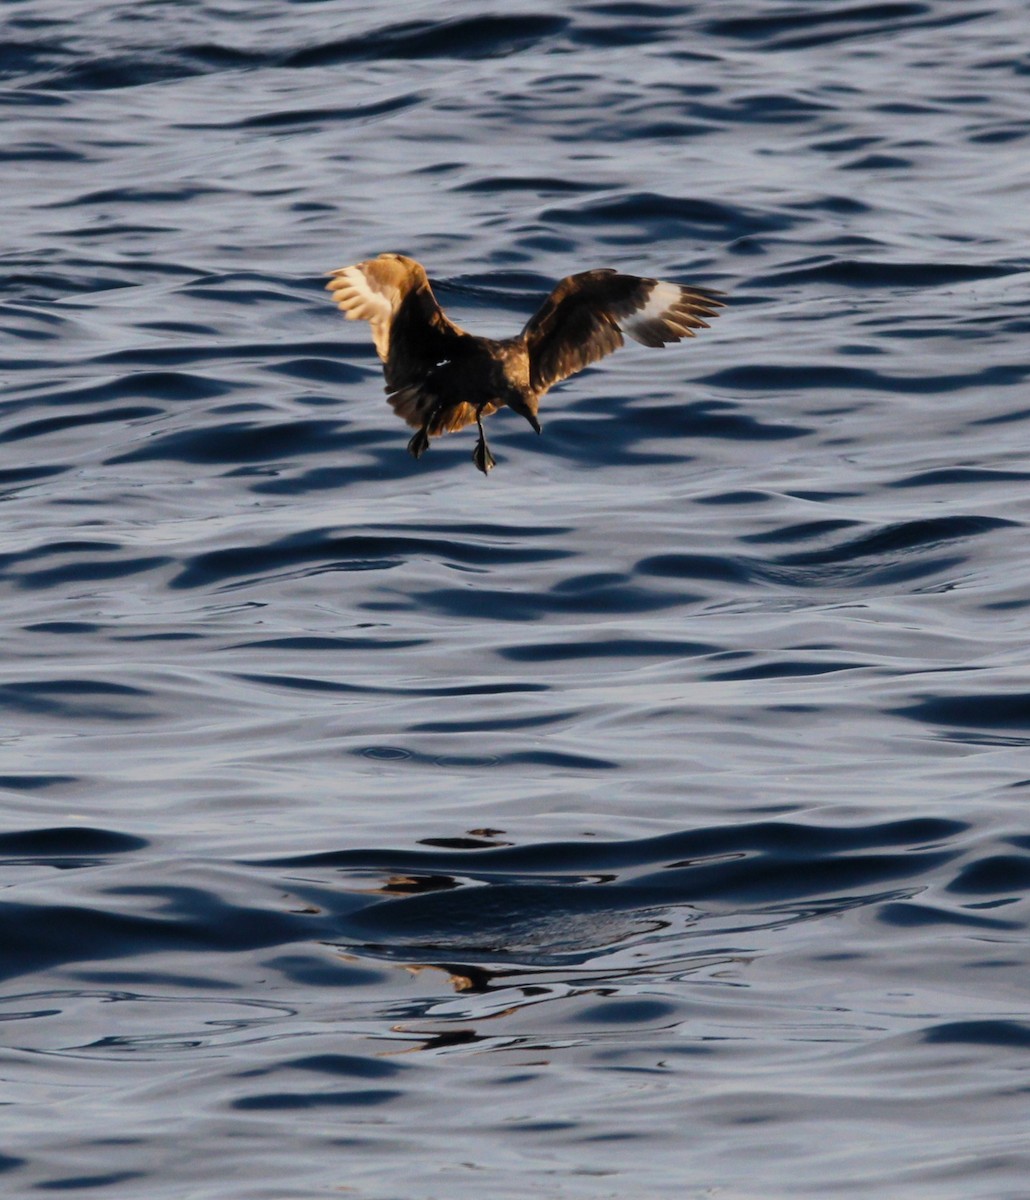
[265,816,984,976]
[1,816,1002,986]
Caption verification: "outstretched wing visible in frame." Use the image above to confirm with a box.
[523,269,723,395]
[325,254,468,393]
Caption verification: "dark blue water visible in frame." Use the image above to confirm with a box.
[2,2,1029,1197]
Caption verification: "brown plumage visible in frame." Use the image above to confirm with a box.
[326,253,723,475]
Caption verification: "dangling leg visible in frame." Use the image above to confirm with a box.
[472,411,496,476]
[407,401,445,460]
[407,426,431,459]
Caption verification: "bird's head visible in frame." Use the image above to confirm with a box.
[508,392,541,435]
[377,252,417,268]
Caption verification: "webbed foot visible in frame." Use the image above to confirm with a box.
[407,427,430,459]
[473,436,496,476]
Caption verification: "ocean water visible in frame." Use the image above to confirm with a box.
[2,1,1029,1197]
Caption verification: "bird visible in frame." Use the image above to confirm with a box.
[326,253,723,476]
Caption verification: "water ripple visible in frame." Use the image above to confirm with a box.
[3,1,1028,1196]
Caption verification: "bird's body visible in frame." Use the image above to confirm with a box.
[326,253,722,474]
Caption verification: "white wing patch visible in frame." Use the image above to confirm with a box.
[621,281,684,345]
[325,264,398,361]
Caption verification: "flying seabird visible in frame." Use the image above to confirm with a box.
[326,253,723,475]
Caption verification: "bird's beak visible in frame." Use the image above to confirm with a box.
[518,408,542,436]
[509,396,541,435]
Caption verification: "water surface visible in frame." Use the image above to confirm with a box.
[2,2,1029,1197]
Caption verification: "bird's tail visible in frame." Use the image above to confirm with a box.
[386,385,428,430]
[387,385,482,435]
